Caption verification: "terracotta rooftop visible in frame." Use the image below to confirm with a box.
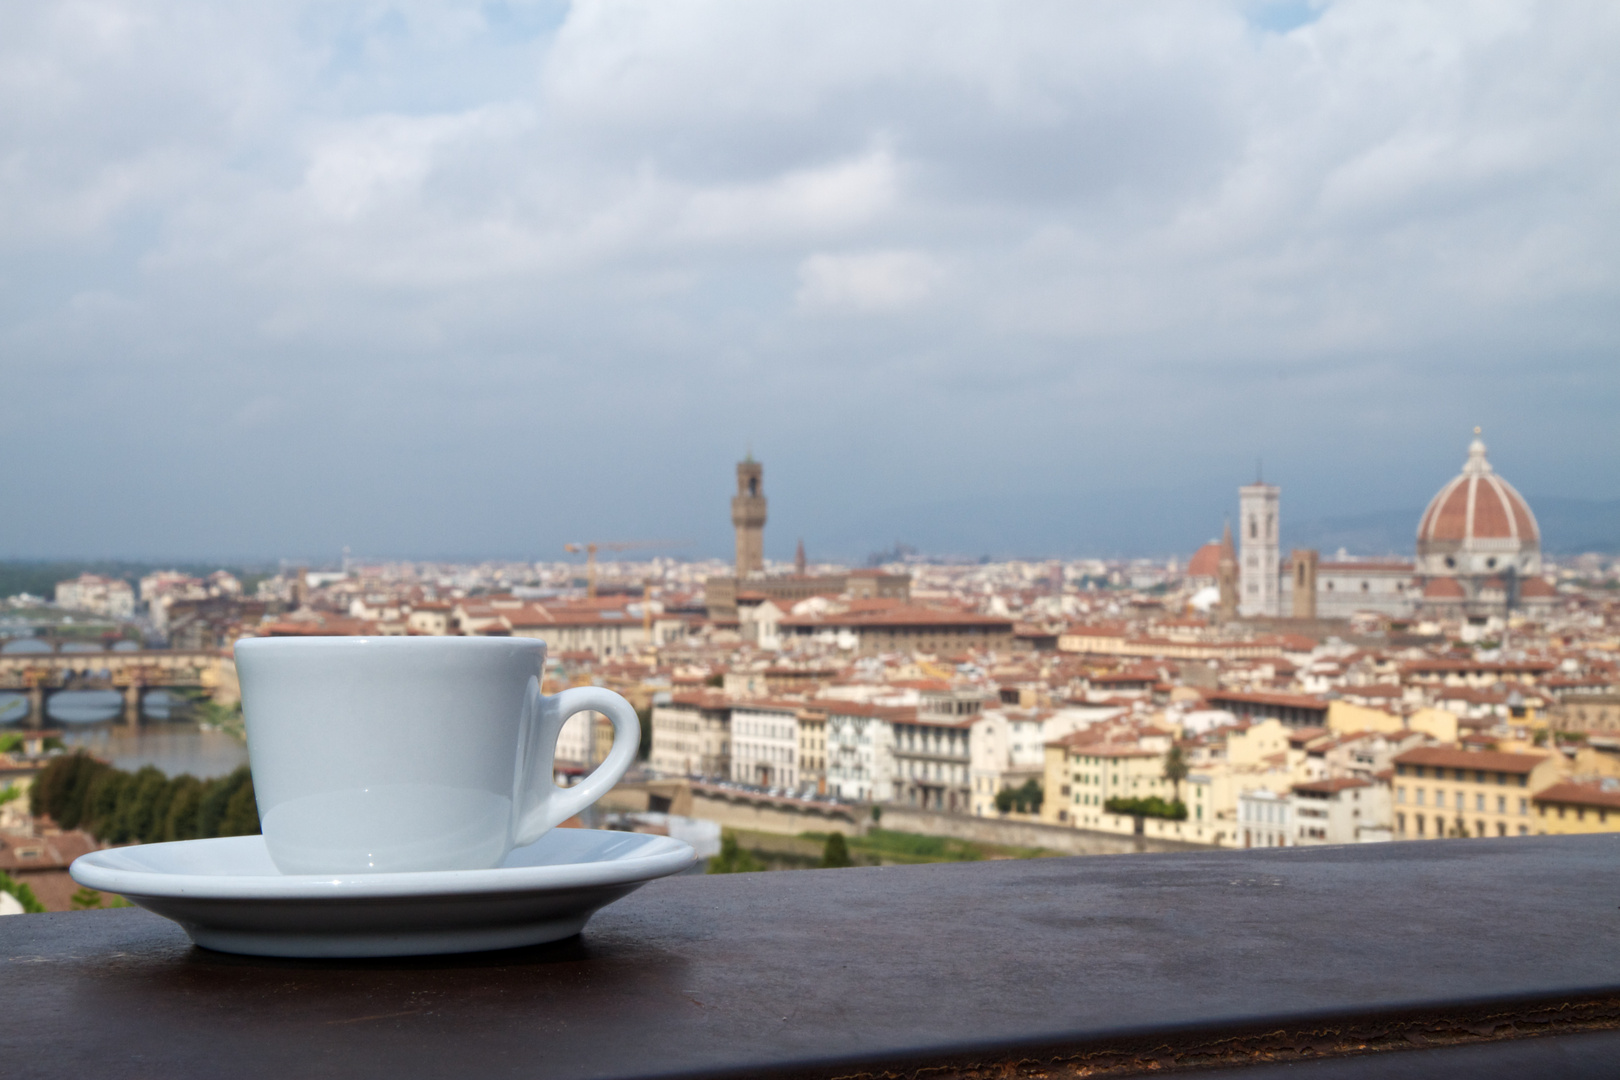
[1533,781,1620,811]
[1394,746,1550,774]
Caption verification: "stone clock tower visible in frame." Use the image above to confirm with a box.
[732,456,767,577]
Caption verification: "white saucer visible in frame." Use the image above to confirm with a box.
[69,828,697,958]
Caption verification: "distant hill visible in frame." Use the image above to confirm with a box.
[1288,497,1620,558]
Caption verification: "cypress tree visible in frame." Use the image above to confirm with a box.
[58,754,109,830]
[84,769,130,837]
[119,767,169,844]
[162,776,205,842]
[820,832,854,868]
[196,767,244,838]
[219,779,261,837]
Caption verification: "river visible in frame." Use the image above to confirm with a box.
[0,689,249,779]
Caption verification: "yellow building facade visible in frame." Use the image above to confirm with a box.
[1392,746,1560,839]
[1533,781,1620,834]
[1043,735,1172,829]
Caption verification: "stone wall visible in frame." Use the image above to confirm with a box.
[600,780,863,836]
[876,807,1217,855]
[605,778,1218,851]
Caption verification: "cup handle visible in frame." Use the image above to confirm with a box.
[514,683,640,845]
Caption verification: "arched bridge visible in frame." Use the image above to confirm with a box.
[0,648,227,727]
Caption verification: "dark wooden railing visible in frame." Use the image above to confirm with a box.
[5,834,1620,1078]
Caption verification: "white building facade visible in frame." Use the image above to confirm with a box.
[54,574,135,619]
[1239,787,1293,847]
[825,703,906,803]
[1291,778,1392,844]
[729,701,800,790]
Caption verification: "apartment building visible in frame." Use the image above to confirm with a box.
[649,692,731,779]
[1391,747,1560,839]
[890,687,983,812]
[1533,779,1620,834]
[825,702,913,802]
[1043,734,1174,829]
[1291,778,1390,844]
[54,574,135,619]
[969,705,1123,817]
[780,604,1016,655]
[729,700,800,790]
[797,705,828,795]
[1239,788,1292,847]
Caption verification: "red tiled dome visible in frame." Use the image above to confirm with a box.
[1186,542,1222,578]
[1417,436,1538,546]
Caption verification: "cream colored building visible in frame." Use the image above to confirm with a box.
[504,605,649,658]
[54,573,135,619]
[1182,719,1313,847]
[970,705,1122,817]
[407,602,453,635]
[1290,778,1390,845]
[1043,735,1172,829]
[797,706,828,794]
[649,692,731,779]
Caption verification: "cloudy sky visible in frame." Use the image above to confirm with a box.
[2,0,1617,563]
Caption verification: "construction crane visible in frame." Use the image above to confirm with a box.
[564,540,688,600]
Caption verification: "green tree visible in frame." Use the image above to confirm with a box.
[819,832,854,868]
[636,705,653,761]
[162,776,205,842]
[219,780,261,836]
[24,754,259,845]
[116,767,170,844]
[708,832,765,874]
[0,870,45,913]
[198,766,255,838]
[53,752,101,828]
[84,769,130,838]
[993,779,1042,815]
[1162,744,1189,805]
[31,751,91,822]
[1104,795,1187,821]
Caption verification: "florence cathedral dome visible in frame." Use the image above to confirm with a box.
[1415,431,1541,580]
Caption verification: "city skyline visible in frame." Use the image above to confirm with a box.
[2,2,1618,561]
[3,439,1619,565]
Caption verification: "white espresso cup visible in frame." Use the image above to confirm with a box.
[235,636,639,875]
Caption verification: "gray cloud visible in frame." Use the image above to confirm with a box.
[1,0,1616,562]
